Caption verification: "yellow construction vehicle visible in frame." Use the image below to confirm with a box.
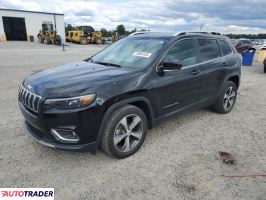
[37,23,61,45]
[111,32,127,43]
[111,32,119,43]
[65,26,103,45]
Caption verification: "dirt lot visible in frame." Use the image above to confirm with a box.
[0,42,266,200]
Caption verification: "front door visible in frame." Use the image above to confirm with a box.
[153,38,201,116]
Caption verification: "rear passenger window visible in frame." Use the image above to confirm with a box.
[218,40,232,56]
[164,39,196,67]
[198,38,220,62]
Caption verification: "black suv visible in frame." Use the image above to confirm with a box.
[19,32,241,158]
[264,57,266,73]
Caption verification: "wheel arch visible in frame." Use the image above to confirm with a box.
[228,75,240,89]
[96,96,154,148]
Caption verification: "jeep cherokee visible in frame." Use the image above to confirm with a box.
[18,32,241,158]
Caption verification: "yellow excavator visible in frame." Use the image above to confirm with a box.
[37,23,61,45]
[66,26,103,45]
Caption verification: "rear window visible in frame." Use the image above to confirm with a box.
[218,40,232,56]
[198,38,220,62]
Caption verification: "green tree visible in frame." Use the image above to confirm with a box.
[116,24,126,35]
[100,28,112,37]
[65,24,75,33]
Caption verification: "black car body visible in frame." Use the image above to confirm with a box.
[263,57,266,73]
[19,32,241,158]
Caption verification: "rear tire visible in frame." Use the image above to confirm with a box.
[264,64,266,73]
[213,81,237,114]
[101,105,147,159]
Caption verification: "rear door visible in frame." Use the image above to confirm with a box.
[196,38,225,102]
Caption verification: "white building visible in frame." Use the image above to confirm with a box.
[0,8,65,42]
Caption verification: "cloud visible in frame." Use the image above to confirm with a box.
[1,0,266,33]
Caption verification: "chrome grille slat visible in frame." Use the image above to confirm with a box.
[32,95,36,110]
[22,89,26,105]
[18,85,42,113]
[27,93,31,107]
[25,91,29,106]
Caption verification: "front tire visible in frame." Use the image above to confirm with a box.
[80,37,87,45]
[44,36,51,45]
[213,81,237,114]
[101,105,147,159]
[95,37,102,45]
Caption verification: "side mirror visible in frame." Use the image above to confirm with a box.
[159,59,183,71]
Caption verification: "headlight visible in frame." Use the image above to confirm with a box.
[44,94,96,109]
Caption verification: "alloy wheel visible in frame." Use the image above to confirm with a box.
[223,86,236,111]
[113,114,143,153]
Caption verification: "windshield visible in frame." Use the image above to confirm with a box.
[90,37,169,69]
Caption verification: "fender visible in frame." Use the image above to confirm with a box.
[217,72,240,97]
[95,96,155,148]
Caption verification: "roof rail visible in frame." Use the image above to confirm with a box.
[129,31,172,36]
[175,31,221,36]
[129,31,150,36]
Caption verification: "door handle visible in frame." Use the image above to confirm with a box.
[190,69,200,75]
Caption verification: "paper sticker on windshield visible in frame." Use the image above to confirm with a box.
[132,51,152,58]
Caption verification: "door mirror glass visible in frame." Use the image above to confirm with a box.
[160,59,182,70]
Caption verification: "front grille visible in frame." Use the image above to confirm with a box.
[19,85,42,113]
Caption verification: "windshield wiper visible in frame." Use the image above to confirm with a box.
[94,61,121,68]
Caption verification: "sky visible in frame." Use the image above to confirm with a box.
[1,0,266,34]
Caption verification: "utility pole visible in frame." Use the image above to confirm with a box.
[200,23,203,31]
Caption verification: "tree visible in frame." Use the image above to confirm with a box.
[116,24,126,35]
[65,24,75,33]
[100,28,112,37]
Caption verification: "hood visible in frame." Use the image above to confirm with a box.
[23,61,134,98]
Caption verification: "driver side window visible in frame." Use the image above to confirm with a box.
[164,39,196,67]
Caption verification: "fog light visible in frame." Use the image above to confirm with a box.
[51,129,79,143]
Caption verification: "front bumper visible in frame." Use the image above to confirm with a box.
[24,121,97,152]
[19,101,102,153]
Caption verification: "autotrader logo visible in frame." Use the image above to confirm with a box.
[0,188,54,200]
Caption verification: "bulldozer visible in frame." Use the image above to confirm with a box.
[37,23,61,45]
[65,26,103,45]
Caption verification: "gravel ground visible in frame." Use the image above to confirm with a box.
[0,42,266,200]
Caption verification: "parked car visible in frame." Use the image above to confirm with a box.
[18,32,241,158]
[263,58,266,73]
[260,42,266,50]
[235,39,253,54]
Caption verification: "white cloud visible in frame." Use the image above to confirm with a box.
[1,0,266,33]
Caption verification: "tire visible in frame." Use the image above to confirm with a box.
[213,81,237,114]
[95,37,102,45]
[80,37,87,45]
[44,36,51,45]
[38,36,44,43]
[264,64,266,73]
[101,105,148,159]
[55,35,62,45]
